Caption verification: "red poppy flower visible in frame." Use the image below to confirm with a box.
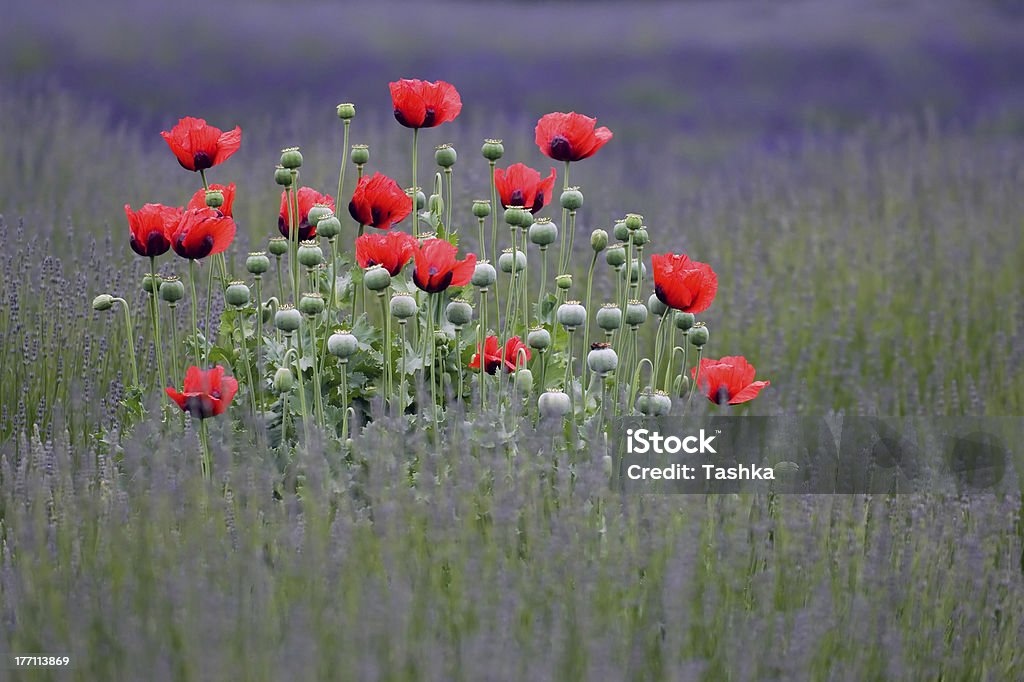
[534,112,613,162]
[469,335,531,374]
[412,238,476,293]
[170,208,236,260]
[160,117,242,172]
[278,187,335,240]
[494,163,557,213]
[355,230,418,276]
[165,365,239,419]
[124,203,183,258]
[348,173,412,229]
[389,79,462,129]
[187,182,237,217]
[651,253,718,314]
[692,356,770,405]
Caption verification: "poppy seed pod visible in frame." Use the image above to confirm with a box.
[142,273,157,294]
[204,189,224,209]
[225,281,250,307]
[298,292,325,316]
[560,187,584,211]
[624,213,643,231]
[428,193,444,215]
[624,259,646,283]
[674,374,690,397]
[390,294,418,320]
[246,252,270,275]
[625,300,648,326]
[648,293,668,317]
[637,389,672,416]
[538,390,571,417]
[689,324,710,347]
[587,343,618,375]
[519,211,535,229]
[327,330,359,359]
[306,204,334,231]
[498,249,526,274]
[504,205,528,227]
[555,274,572,290]
[274,165,293,187]
[596,304,622,331]
[268,236,289,256]
[605,243,627,268]
[159,277,185,303]
[557,301,586,330]
[273,367,295,393]
[514,368,534,394]
[275,305,302,332]
[336,103,356,120]
[280,146,303,169]
[527,327,551,350]
[471,261,497,289]
[445,299,473,327]
[472,199,491,219]
[632,227,650,246]
[350,144,370,166]
[316,215,341,239]
[591,229,608,252]
[529,219,558,247]
[297,241,324,268]
[481,138,504,161]
[363,265,391,292]
[435,144,457,168]
[92,294,114,311]
[674,311,696,331]
[406,188,426,211]
[613,220,629,241]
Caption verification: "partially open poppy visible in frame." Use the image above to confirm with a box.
[166,365,239,418]
[534,112,613,162]
[412,238,476,293]
[187,182,237,217]
[389,79,462,129]
[160,117,242,172]
[170,208,236,260]
[651,253,718,314]
[469,335,531,374]
[124,203,183,258]
[692,356,770,405]
[494,164,557,213]
[356,230,418,276]
[348,173,412,229]
[279,187,334,240]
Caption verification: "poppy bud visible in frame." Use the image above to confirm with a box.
[587,343,618,376]
[390,294,418,320]
[362,265,391,292]
[602,454,614,478]
[225,281,250,308]
[142,273,157,294]
[560,187,584,211]
[261,301,273,324]
[327,330,359,359]
[204,189,225,209]
[605,243,627,268]
[435,144,457,168]
[538,390,571,418]
[246,252,270,275]
[275,305,302,332]
[504,205,528,227]
[556,274,572,290]
[472,199,491,219]
[159,276,185,303]
[445,299,473,327]
[557,301,586,330]
[471,261,497,289]
[674,312,695,331]
[674,374,689,397]
[590,229,608,252]
[648,293,667,317]
[336,102,356,120]
[514,368,534,394]
[274,367,295,393]
[613,220,629,242]
[92,294,114,311]
[274,165,293,186]
[527,326,551,350]
[624,259,646,284]
[316,215,341,239]
[298,292,325,316]
[624,213,643,231]
[350,144,370,166]
[498,248,526,274]
[268,236,289,256]
[637,389,671,416]
[625,300,648,326]
[297,241,324,268]
[689,324,709,347]
[596,304,622,332]
[306,204,334,231]
[529,218,557,247]
[280,146,303,170]
[632,227,650,246]
[481,138,504,161]
[429,193,444,215]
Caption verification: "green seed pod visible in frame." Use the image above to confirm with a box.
[498,248,526,274]
[435,144,457,168]
[142,273,157,294]
[268,236,289,256]
[624,213,643,231]
[555,274,573,290]
[674,374,690,397]
[298,292,325,316]
[587,343,618,375]
[273,367,295,393]
[527,327,551,350]
[596,304,622,331]
[472,199,491,219]
[92,294,114,311]
[471,261,497,289]
[306,205,334,231]
[297,240,324,268]
[613,220,629,242]
[481,138,504,161]
[632,227,650,246]
[204,189,224,208]
[637,389,671,416]
[316,215,341,239]
[445,299,473,327]
[274,165,293,187]
[538,390,571,418]
[590,228,608,252]
[159,277,185,303]
[605,243,626,268]
[624,259,646,284]
[513,368,534,394]
[674,311,695,331]
[560,186,584,211]
[557,301,586,330]
[504,205,528,227]
[362,265,391,292]
[350,144,370,166]
[428,193,444,215]
[529,218,557,247]
[225,281,250,307]
[406,188,426,211]
[625,300,648,326]
[647,293,667,317]
[336,102,356,120]
[280,146,303,170]
[390,294,418,320]
[246,251,270,275]
[689,324,709,347]
[275,305,302,332]
[327,330,359,359]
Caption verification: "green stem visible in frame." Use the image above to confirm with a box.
[581,251,598,393]
[149,257,167,393]
[188,260,201,368]
[538,246,549,308]
[411,128,419,238]
[557,160,570,275]
[378,292,392,407]
[478,289,488,411]
[168,303,180,386]
[319,238,338,365]
[427,294,439,439]
[685,348,703,414]
[336,120,350,216]
[489,160,498,270]
[399,320,408,413]
[455,326,464,402]
[287,335,312,444]
[444,167,453,232]
[199,418,211,480]
[203,259,215,365]
[340,361,349,440]
[114,298,139,387]
[662,324,677,391]
[254,276,265,401]
[234,306,260,438]
[304,315,325,427]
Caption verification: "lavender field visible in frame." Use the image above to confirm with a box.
[2,1,1024,679]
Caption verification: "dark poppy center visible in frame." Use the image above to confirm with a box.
[428,266,439,275]
[192,151,213,171]
[509,189,525,207]
[371,206,384,227]
[183,394,214,419]
[179,233,215,260]
[531,192,545,213]
[549,135,573,162]
[715,385,731,405]
[422,107,436,127]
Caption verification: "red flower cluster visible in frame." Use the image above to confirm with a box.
[355,231,418,276]
[651,253,718,314]
[389,79,462,129]
[166,365,239,418]
[412,238,476,293]
[535,112,613,162]
[494,164,557,213]
[469,335,531,374]
[124,203,184,258]
[161,117,241,172]
[279,187,335,241]
[187,182,237,217]
[692,356,770,405]
[348,173,411,229]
